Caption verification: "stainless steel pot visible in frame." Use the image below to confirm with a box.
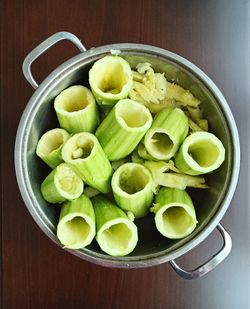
[15,32,240,279]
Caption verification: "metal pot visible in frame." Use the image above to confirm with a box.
[15,32,240,279]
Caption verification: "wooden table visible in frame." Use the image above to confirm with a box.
[1,0,249,308]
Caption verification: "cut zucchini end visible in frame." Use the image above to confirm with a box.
[175,132,226,175]
[89,56,133,106]
[96,217,138,256]
[54,85,99,133]
[55,163,84,199]
[115,99,152,131]
[57,212,95,249]
[144,129,177,160]
[112,162,154,218]
[112,162,153,196]
[62,132,97,163]
[54,85,95,114]
[155,203,197,239]
[144,107,188,160]
[36,128,69,156]
[36,128,70,168]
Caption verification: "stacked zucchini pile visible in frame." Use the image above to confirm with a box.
[36,55,225,256]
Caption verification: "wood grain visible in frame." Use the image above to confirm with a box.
[1,0,249,308]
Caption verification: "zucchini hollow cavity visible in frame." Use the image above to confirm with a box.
[61,132,113,193]
[54,85,99,133]
[41,163,84,203]
[92,196,138,256]
[36,128,70,169]
[111,163,154,218]
[96,99,152,161]
[144,107,189,160]
[57,194,95,249]
[152,188,198,239]
[35,56,227,256]
[89,55,133,106]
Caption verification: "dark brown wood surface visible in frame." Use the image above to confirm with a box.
[1,0,249,308]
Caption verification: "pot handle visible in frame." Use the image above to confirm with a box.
[169,224,232,279]
[22,32,86,89]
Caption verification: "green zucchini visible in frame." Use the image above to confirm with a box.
[144,107,189,160]
[111,162,154,218]
[54,85,99,133]
[36,128,70,169]
[175,131,225,175]
[41,163,84,203]
[152,188,198,239]
[57,195,95,249]
[95,99,152,161]
[92,196,138,256]
[61,132,113,193]
[89,56,133,106]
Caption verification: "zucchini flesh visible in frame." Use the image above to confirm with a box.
[144,161,207,190]
[166,82,200,107]
[152,188,198,239]
[61,132,113,193]
[111,162,154,218]
[95,99,152,161]
[129,63,168,113]
[41,163,84,203]
[36,128,70,169]
[185,106,209,132]
[57,194,95,249]
[188,118,204,132]
[92,196,138,256]
[175,131,225,175]
[129,63,201,113]
[54,85,99,133]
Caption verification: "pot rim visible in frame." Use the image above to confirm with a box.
[15,43,240,268]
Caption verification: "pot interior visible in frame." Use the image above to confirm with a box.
[22,47,233,264]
